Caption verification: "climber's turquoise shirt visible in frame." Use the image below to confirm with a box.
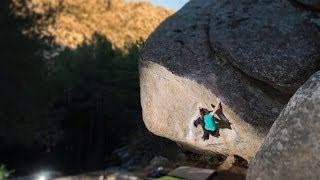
[204,113,217,131]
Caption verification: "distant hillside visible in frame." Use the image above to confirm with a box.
[12,0,174,49]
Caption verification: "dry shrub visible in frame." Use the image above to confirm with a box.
[11,0,174,49]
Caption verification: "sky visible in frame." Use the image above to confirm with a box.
[127,0,189,10]
[149,0,189,10]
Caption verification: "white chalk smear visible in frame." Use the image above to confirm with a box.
[187,113,198,140]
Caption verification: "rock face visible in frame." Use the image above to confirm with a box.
[209,0,320,92]
[139,0,320,159]
[247,71,320,180]
[295,0,320,10]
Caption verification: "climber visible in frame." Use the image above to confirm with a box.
[193,98,221,141]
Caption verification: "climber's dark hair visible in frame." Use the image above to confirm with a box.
[199,108,209,116]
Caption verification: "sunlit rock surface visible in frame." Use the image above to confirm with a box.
[139,0,320,159]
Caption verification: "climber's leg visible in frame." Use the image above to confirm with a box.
[202,130,210,141]
[209,130,217,136]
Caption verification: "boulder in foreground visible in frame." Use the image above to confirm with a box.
[247,71,320,180]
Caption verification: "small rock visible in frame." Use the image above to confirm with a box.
[147,167,167,178]
[217,155,234,171]
[168,166,216,180]
[176,153,188,161]
[149,156,170,168]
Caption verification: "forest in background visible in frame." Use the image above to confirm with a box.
[0,0,172,176]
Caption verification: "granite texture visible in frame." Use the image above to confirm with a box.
[139,0,320,159]
[247,71,320,180]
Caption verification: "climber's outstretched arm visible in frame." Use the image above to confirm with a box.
[211,99,221,115]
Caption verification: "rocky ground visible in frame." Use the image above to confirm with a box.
[10,130,248,180]
[52,131,248,180]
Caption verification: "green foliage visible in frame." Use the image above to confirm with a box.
[177,152,226,169]
[0,164,13,180]
[46,34,143,160]
[193,153,225,164]
[151,176,180,180]
[0,0,144,172]
[0,0,49,149]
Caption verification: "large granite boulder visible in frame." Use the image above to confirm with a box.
[209,0,320,92]
[295,0,320,10]
[247,71,320,180]
[139,0,320,159]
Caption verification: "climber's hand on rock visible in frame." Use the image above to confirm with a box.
[217,98,221,103]
[193,120,198,127]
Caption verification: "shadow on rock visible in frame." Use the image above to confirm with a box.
[211,104,232,138]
